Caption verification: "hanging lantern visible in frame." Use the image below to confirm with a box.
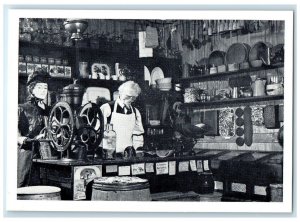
[64,19,88,40]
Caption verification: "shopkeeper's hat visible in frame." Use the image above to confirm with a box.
[27,69,51,86]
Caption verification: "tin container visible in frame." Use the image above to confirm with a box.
[62,59,69,66]
[25,55,33,62]
[55,58,62,65]
[33,56,40,63]
[40,57,47,64]
[19,55,24,62]
[48,58,55,64]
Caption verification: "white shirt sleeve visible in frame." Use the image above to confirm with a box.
[132,108,144,149]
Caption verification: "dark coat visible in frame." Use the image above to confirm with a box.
[17,98,49,187]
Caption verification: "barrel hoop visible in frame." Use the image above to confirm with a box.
[92,182,150,191]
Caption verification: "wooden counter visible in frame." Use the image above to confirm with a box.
[31,149,283,201]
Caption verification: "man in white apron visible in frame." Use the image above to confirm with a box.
[100,81,144,155]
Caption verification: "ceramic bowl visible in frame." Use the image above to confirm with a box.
[156,77,172,84]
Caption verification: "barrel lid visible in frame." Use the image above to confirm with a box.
[17,186,61,194]
[94,176,148,185]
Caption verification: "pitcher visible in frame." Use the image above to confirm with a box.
[252,78,267,97]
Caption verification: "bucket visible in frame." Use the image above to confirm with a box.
[91,176,151,201]
[17,186,61,200]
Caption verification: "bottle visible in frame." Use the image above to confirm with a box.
[103,124,116,159]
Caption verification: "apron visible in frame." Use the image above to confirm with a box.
[110,101,136,153]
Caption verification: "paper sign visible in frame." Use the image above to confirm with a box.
[214,181,223,190]
[139,31,153,58]
[190,160,197,171]
[145,163,154,173]
[131,163,145,175]
[197,160,203,172]
[156,162,169,175]
[178,161,189,172]
[118,166,131,176]
[232,183,246,193]
[203,160,210,171]
[106,165,118,173]
[169,161,176,175]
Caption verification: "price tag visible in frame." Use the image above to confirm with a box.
[203,160,210,171]
[118,166,131,176]
[169,161,176,175]
[197,160,203,172]
[156,162,169,175]
[106,165,118,173]
[145,163,154,173]
[190,160,197,171]
[178,161,189,172]
[131,163,145,175]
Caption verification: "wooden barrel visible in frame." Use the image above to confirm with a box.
[92,176,151,201]
[17,186,61,200]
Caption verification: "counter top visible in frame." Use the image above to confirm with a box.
[33,149,282,167]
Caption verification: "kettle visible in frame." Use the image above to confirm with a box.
[252,78,267,97]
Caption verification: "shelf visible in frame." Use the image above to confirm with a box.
[19,73,74,82]
[183,95,284,108]
[19,40,75,53]
[176,63,284,84]
[77,78,123,90]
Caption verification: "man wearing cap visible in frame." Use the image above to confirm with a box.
[17,70,50,187]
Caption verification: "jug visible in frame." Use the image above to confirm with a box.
[252,78,267,97]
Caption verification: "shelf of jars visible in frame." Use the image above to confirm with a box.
[175,63,284,84]
[182,95,284,109]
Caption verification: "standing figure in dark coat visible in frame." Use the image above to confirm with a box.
[17,70,50,187]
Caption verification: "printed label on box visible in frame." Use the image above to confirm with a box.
[64,66,72,78]
[178,161,189,172]
[145,163,154,173]
[169,161,176,175]
[19,62,27,74]
[73,165,102,200]
[106,165,118,173]
[203,160,210,171]
[214,181,223,190]
[156,162,168,175]
[118,166,131,176]
[197,160,203,172]
[34,64,42,71]
[190,160,197,171]
[231,183,246,193]
[41,64,49,73]
[131,163,145,175]
[254,185,267,196]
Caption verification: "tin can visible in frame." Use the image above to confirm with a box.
[55,58,62,65]
[40,57,47,64]
[33,56,40,63]
[25,55,32,62]
[62,59,69,66]
[19,55,24,62]
[48,58,55,64]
